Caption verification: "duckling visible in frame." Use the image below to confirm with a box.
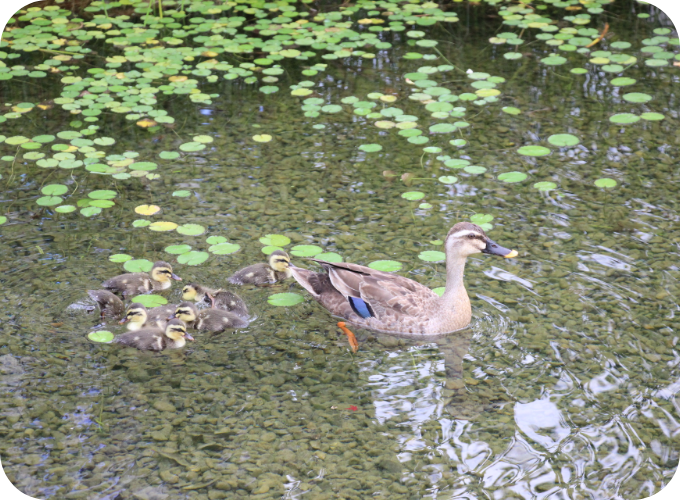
[87,290,125,319]
[182,283,248,318]
[119,303,167,331]
[102,261,182,298]
[228,250,292,285]
[114,318,194,351]
[174,301,249,333]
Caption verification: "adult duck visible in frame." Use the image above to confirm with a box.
[290,222,517,336]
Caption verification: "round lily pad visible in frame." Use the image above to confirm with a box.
[131,295,168,307]
[622,92,652,103]
[176,224,206,236]
[253,134,272,143]
[470,214,493,224]
[547,134,579,147]
[88,330,114,343]
[135,204,160,215]
[133,219,151,228]
[177,251,209,266]
[80,207,102,217]
[432,287,445,297]
[418,251,446,262]
[534,181,557,191]
[172,190,191,197]
[315,252,342,263]
[290,245,323,257]
[209,243,241,255]
[502,107,521,115]
[640,112,664,121]
[149,221,178,232]
[401,192,425,201]
[206,236,227,245]
[165,244,192,255]
[259,234,291,246]
[498,172,528,183]
[88,190,117,200]
[42,184,68,196]
[109,254,133,263]
[438,176,457,184]
[261,246,285,255]
[594,178,617,188]
[368,260,402,272]
[268,292,305,307]
[609,113,640,124]
[517,146,551,156]
[611,77,636,86]
[55,205,76,213]
[36,196,62,206]
[358,144,382,153]
[124,259,154,273]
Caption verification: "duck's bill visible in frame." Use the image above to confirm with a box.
[185,333,195,341]
[171,273,182,281]
[119,317,129,324]
[483,239,518,258]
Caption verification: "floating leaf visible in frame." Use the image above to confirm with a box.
[124,259,154,273]
[88,330,114,343]
[179,142,205,152]
[253,134,272,143]
[133,219,151,228]
[148,221,178,232]
[55,205,76,213]
[206,236,227,245]
[640,112,664,121]
[165,244,192,255]
[502,106,521,115]
[160,151,180,159]
[88,190,117,200]
[594,178,617,188]
[315,252,342,263]
[131,295,168,307]
[609,113,640,124]
[260,234,291,246]
[432,287,445,297]
[36,196,62,206]
[176,224,205,236]
[438,176,457,184]
[321,105,343,113]
[109,254,133,263]
[261,245,284,255]
[268,292,305,307]
[541,55,567,65]
[547,134,580,147]
[611,77,636,86]
[470,214,493,224]
[42,184,68,196]
[418,251,446,262]
[0,216,6,225]
[209,243,241,255]
[464,166,486,174]
[135,205,160,215]
[622,92,652,103]
[534,181,557,191]
[498,172,528,183]
[401,191,425,201]
[177,251,210,266]
[172,190,191,197]
[290,245,323,257]
[368,260,402,272]
[517,146,551,157]
[358,144,382,153]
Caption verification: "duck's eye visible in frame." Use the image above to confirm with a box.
[467,234,476,239]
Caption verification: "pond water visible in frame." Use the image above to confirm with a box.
[1,0,679,499]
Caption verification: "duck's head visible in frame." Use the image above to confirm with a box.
[445,222,518,259]
[151,261,182,283]
[268,250,291,272]
[165,318,194,341]
[181,283,204,302]
[174,301,198,323]
[120,303,148,326]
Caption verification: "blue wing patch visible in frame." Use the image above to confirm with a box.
[348,296,373,318]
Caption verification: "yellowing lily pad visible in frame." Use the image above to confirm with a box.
[148,221,178,232]
[253,134,272,143]
[135,204,160,215]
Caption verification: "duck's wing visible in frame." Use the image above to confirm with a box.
[114,329,166,351]
[312,260,438,319]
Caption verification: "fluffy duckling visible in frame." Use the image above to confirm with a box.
[114,318,193,351]
[228,250,292,285]
[87,290,125,319]
[119,303,167,332]
[174,301,249,333]
[102,261,182,297]
[182,283,248,318]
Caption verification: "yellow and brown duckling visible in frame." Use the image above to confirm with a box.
[182,283,248,318]
[119,303,168,331]
[174,301,249,333]
[114,318,193,351]
[87,290,125,319]
[102,261,182,298]
[228,250,292,285]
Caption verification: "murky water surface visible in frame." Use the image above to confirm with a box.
[1,2,679,499]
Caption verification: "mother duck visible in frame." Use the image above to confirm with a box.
[290,222,517,336]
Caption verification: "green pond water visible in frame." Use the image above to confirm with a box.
[1,0,679,499]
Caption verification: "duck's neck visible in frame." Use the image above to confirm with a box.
[439,253,469,308]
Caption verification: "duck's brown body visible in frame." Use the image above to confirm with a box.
[174,302,249,333]
[87,290,125,318]
[182,284,248,318]
[115,319,192,351]
[103,261,181,297]
[228,250,292,285]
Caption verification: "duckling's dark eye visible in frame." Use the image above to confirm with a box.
[467,234,476,239]
[161,270,171,274]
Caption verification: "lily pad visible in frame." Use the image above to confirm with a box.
[609,113,640,124]
[88,190,117,200]
[80,207,102,217]
[418,251,446,262]
[640,112,664,121]
[622,92,652,103]
[611,77,636,86]
[124,259,154,273]
[36,196,63,206]
[401,192,425,201]
[176,224,206,236]
[173,190,191,197]
[209,243,241,255]
[268,292,305,307]
[594,178,617,188]
[165,244,192,255]
[432,287,445,297]
[42,184,68,196]
[259,234,291,246]
[135,205,160,215]
[470,214,493,224]
[148,221,179,232]
[368,260,402,272]
[534,181,558,191]
[55,205,76,213]
[131,295,168,307]
[177,251,210,266]
[290,245,323,257]
[438,176,457,184]
[88,330,114,343]
[262,245,285,255]
[315,252,342,263]
[498,172,528,183]
[109,254,133,263]
[253,134,273,143]
[517,146,551,156]
[358,144,382,153]
[547,134,580,147]
[206,236,227,245]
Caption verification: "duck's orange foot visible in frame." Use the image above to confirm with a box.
[337,322,359,353]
